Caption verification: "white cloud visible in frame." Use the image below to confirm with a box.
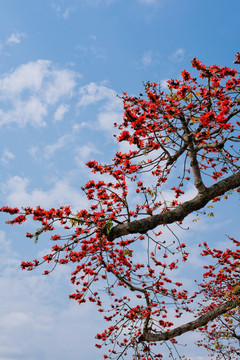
[54,104,70,121]
[138,50,161,68]
[62,7,75,19]
[0,230,105,360]
[6,32,25,44]
[43,134,73,159]
[169,48,185,62]
[1,176,88,210]
[117,141,138,157]
[160,79,169,90]
[0,60,49,95]
[72,122,92,132]
[138,0,158,4]
[98,111,121,132]
[0,97,48,127]
[75,143,101,167]
[52,4,76,19]
[77,82,123,133]
[78,82,118,107]
[0,60,80,127]
[82,0,113,6]
[44,69,77,105]
[1,148,15,164]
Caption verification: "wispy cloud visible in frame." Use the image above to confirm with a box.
[78,82,120,109]
[44,69,77,105]
[138,0,158,4]
[78,82,123,133]
[141,51,153,66]
[28,146,38,158]
[89,34,97,41]
[160,79,169,90]
[0,97,48,127]
[76,36,107,61]
[54,104,70,121]
[1,149,15,164]
[169,48,185,63]
[1,175,88,209]
[75,143,101,167]
[0,230,105,360]
[52,4,76,19]
[6,32,26,45]
[138,50,160,68]
[62,7,75,19]
[137,0,165,5]
[43,134,73,159]
[83,0,116,6]
[52,0,115,18]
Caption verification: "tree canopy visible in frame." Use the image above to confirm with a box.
[1,53,240,360]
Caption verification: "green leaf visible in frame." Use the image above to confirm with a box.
[34,226,45,244]
[70,216,84,227]
[122,249,133,257]
[105,219,113,235]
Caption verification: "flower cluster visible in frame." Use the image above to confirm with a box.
[1,54,240,360]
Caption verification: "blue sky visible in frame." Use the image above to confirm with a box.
[0,1,239,359]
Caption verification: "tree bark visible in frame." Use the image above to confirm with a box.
[140,298,240,342]
[108,171,240,241]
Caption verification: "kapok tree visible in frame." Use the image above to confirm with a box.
[1,54,240,360]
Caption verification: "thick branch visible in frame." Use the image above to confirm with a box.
[166,144,188,166]
[108,171,240,241]
[181,115,206,193]
[195,139,226,152]
[188,145,206,194]
[141,298,240,342]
